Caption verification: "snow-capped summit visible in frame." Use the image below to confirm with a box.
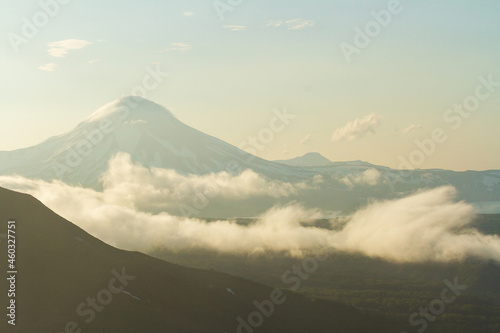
[0,96,309,188]
[0,97,499,214]
[86,96,178,124]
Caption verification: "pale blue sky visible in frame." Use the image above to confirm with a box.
[1,0,499,170]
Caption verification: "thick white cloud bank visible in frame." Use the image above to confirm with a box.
[331,186,500,262]
[1,157,500,263]
[0,174,324,255]
[99,153,304,213]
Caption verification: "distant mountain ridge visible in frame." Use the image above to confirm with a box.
[0,96,499,215]
[275,152,377,168]
[275,152,334,167]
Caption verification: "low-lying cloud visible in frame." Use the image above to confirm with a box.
[331,186,500,263]
[339,168,381,188]
[1,165,500,263]
[0,174,323,256]
[100,153,304,213]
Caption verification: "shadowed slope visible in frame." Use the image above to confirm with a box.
[0,186,396,332]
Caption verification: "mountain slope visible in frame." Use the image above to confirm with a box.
[275,152,334,167]
[0,96,499,215]
[0,97,310,188]
[0,186,397,332]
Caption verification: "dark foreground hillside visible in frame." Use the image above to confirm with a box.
[0,187,397,332]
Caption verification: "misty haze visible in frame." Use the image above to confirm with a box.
[1,1,500,332]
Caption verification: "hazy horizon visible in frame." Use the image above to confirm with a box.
[0,94,498,173]
[1,0,499,171]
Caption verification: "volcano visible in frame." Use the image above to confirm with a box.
[0,97,309,188]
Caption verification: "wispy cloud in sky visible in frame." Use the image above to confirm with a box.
[287,19,314,30]
[332,113,382,142]
[47,39,92,57]
[183,11,194,16]
[401,124,423,135]
[266,20,283,28]
[300,134,312,145]
[266,19,315,30]
[168,43,192,53]
[223,25,246,31]
[38,63,57,72]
